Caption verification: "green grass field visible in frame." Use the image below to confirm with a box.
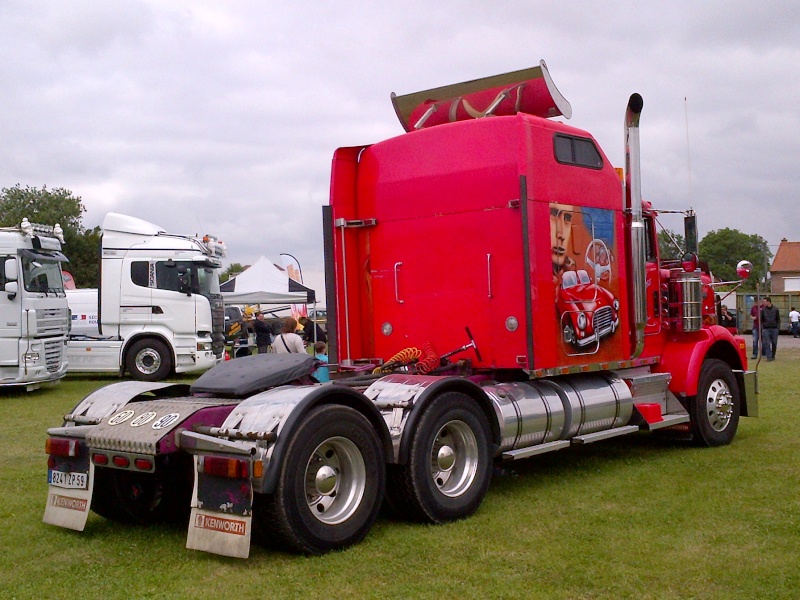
[2,352,799,599]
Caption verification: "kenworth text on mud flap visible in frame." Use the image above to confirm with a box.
[0,219,69,389]
[65,213,227,381]
[44,60,757,557]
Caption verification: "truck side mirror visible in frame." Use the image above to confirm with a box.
[736,260,753,279]
[5,258,18,282]
[684,213,698,254]
[5,280,18,300]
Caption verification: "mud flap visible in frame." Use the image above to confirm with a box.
[186,456,253,559]
[43,460,94,531]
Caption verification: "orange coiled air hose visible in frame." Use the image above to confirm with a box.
[415,342,440,374]
[373,347,422,373]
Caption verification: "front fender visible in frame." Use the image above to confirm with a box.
[654,326,746,397]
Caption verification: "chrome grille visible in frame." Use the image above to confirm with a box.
[593,306,614,337]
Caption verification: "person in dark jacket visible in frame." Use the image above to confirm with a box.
[760,297,780,361]
[252,312,274,354]
[298,316,327,345]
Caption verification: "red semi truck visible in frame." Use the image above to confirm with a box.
[44,61,756,557]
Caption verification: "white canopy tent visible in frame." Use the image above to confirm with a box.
[220,256,315,305]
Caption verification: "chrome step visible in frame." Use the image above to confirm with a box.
[646,413,690,431]
[501,440,570,460]
[572,425,640,445]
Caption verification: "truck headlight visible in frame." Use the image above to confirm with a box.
[197,342,212,351]
[23,351,40,364]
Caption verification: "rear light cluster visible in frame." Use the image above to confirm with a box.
[91,452,154,472]
[199,456,262,479]
[45,438,80,457]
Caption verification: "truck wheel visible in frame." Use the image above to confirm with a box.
[386,392,491,523]
[253,404,384,554]
[690,359,740,447]
[126,338,172,381]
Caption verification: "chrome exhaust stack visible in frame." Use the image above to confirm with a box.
[624,93,646,359]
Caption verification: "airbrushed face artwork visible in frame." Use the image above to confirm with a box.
[550,203,621,356]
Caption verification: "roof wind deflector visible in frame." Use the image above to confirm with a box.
[391,59,572,132]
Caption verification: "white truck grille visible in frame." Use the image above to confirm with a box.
[37,307,69,335]
[44,339,63,373]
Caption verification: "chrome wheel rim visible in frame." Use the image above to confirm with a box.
[429,420,478,498]
[705,378,734,432]
[305,436,366,524]
[135,349,161,375]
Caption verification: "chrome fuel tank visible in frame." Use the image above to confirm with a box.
[484,373,633,453]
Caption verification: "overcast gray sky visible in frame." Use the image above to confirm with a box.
[1,1,797,299]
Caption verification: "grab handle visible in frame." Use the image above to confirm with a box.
[394,262,404,304]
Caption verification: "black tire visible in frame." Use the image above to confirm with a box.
[252,404,384,554]
[125,338,172,381]
[690,359,740,447]
[91,455,193,524]
[386,392,492,523]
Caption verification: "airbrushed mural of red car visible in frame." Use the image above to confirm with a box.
[557,269,620,348]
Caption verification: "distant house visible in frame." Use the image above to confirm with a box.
[770,239,800,292]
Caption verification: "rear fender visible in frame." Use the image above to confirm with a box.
[193,384,392,496]
[364,375,500,465]
[62,381,192,427]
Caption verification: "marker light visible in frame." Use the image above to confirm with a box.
[134,458,154,471]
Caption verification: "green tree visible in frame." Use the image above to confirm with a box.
[221,263,247,283]
[66,226,102,287]
[658,228,685,261]
[0,184,100,287]
[699,228,771,290]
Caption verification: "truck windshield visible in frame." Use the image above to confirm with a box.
[193,265,221,298]
[21,257,65,294]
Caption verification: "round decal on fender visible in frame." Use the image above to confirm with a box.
[130,411,157,427]
[108,409,135,425]
[152,413,180,430]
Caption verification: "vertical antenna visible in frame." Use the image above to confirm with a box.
[684,96,692,202]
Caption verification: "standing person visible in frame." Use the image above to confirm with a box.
[252,312,273,354]
[719,305,736,329]
[298,316,327,345]
[760,297,780,361]
[789,306,800,338]
[273,317,305,354]
[750,299,763,360]
[312,341,330,383]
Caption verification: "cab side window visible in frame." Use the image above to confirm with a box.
[131,261,149,287]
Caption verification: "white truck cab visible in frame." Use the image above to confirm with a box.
[66,213,226,381]
[0,219,70,389]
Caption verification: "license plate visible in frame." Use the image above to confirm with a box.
[48,469,88,490]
